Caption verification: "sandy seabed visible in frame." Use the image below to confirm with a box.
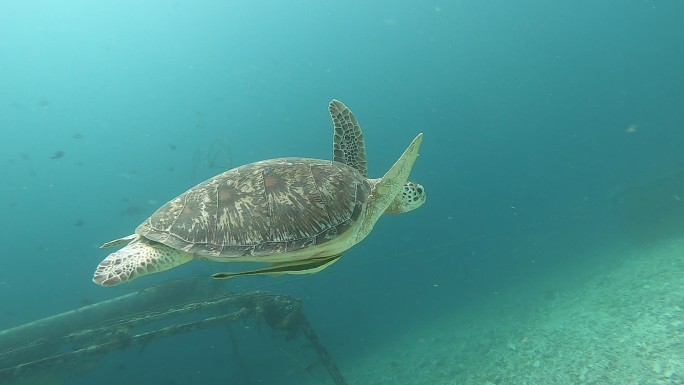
[343,238,684,385]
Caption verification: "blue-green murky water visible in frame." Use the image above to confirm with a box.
[1,1,683,384]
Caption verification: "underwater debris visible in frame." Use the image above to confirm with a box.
[169,143,176,150]
[50,151,64,159]
[0,281,348,385]
[191,138,233,180]
[207,138,233,169]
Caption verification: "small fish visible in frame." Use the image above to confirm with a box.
[120,205,142,217]
[74,219,84,227]
[80,298,94,306]
[50,151,64,159]
[169,143,177,150]
[73,133,83,139]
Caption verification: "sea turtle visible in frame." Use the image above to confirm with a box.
[93,100,425,286]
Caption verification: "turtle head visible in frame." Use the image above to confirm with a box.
[385,181,426,214]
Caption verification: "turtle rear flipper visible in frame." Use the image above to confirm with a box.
[93,239,193,286]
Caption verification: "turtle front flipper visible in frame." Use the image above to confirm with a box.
[329,99,368,176]
[212,254,342,280]
[93,238,193,286]
[360,133,423,239]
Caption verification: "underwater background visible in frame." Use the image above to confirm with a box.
[1,1,683,384]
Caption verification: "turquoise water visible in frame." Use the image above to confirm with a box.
[1,1,683,384]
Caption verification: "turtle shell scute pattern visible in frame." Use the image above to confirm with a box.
[136,157,371,258]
